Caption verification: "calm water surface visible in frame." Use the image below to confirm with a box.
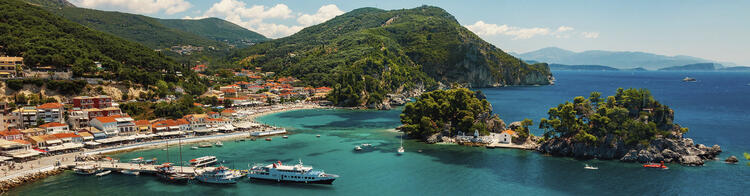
[10,71,750,195]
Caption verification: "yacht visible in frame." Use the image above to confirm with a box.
[195,166,244,184]
[155,163,192,184]
[247,160,339,184]
[73,165,98,175]
[190,156,218,167]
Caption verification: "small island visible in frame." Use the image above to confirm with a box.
[400,88,722,166]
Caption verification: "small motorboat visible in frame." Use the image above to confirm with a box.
[316,135,321,138]
[198,142,213,148]
[250,138,256,141]
[215,141,223,147]
[129,157,145,164]
[282,135,288,139]
[682,77,697,82]
[96,170,112,177]
[120,170,140,176]
[643,161,668,169]
[354,146,362,151]
[584,164,599,170]
[191,146,199,150]
[265,138,272,141]
[418,149,423,153]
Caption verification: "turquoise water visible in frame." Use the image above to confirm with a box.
[10,71,750,195]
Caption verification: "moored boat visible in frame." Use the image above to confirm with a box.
[215,141,223,147]
[265,138,272,141]
[198,142,213,148]
[73,165,98,175]
[354,146,362,151]
[155,163,192,184]
[283,135,288,139]
[248,160,338,184]
[195,166,244,184]
[190,156,218,167]
[96,170,112,177]
[643,161,668,169]
[120,170,140,176]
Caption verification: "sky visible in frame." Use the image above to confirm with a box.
[68,0,750,65]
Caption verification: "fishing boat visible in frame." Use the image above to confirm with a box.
[682,77,697,82]
[195,166,244,184]
[120,170,140,176]
[643,161,668,169]
[354,146,362,151]
[73,165,98,175]
[248,160,339,184]
[198,142,213,148]
[190,156,218,167]
[215,141,223,147]
[155,163,192,183]
[584,164,599,170]
[397,133,405,155]
[96,170,112,177]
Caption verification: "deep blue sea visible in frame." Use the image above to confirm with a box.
[9,71,750,195]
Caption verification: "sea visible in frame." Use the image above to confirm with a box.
[9,71,750,195]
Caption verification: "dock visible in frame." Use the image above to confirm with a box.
[76,161,215,175]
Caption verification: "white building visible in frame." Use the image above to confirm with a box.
[499,130,517,144]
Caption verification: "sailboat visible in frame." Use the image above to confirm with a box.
[156,133,192,183]
[397,133,405,155]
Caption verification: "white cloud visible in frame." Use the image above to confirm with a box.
[582,32,600,39]
[556,26,574,33]
[189,0,344,38]
[466,21,597,40]
[72,0,192,15]
[465,21,550,40]
[297,4,344,26]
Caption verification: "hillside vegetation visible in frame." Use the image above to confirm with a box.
[159,18,268,46]
[0,0,205,94]
[232,6,552,107]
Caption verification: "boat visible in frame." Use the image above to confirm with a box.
[682,77,697,82]
[73,165,98,175]
[250,138,256,141]
[316,135,321,138]
[198,142,213,148]
[265,138,272,141]
[283,135,288,139]
[584,164,599,170]
[354,146,362,151]
[190,156,218,167]
[155,163,192,184]
[191,146,198,150]
[643,161,668,169]
[361,143,372,147]
[120,170,140,176]
[215,141,223,147]
[251,128,287,136]
[96,170,112,177]
[130,157,144,164]
[195,166,244,184]
[248,160,339,184]
[397,133,405,155]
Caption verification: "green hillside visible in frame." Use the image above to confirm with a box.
[0,0,205,94]
[231,6,552,107]
[159,18,268,47]
[49,6,224,49]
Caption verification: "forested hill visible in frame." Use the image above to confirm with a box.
[0,0,205,94]
[159,18,269,46]
[231,6,552,107]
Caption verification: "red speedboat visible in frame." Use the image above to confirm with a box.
[643,161,668,169]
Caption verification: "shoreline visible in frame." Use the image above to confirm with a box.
[0,103,321,193]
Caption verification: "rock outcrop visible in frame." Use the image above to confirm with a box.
[538,133,721,166]
[724,156,739,163]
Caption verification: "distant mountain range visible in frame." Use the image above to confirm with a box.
[515,47,734,70]
[28,0,268,49]
[545,62,749,72]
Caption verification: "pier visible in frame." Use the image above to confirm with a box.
[76,161,216,175]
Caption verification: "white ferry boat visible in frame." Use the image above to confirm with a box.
[248,160,339,184]
[251,128,287,136]
[195,166,244,184]
[190,156,218,167]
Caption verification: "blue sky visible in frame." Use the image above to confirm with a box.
[69,0,750,65]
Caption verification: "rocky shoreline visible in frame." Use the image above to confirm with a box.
[537,133,721,166]
[0,167,66,194]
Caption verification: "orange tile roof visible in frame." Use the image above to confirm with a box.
[236,81,250,85]
[36,102,63,109]
[0,129,22,136]
[11,139,30,145]
[193,103,203,107]
[134,120,150,126]
[502,130,516,135]
[221,109,236,114]
[94,116,116,123]
[53,133,80,138]
[175,119,189,125]
[38,122,67,128]
[222,89,237,93]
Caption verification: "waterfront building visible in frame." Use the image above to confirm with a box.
[38,122,70,134]
[499,130,517,144]
[72,95,112,109]
[52,133,83,143]
[221,109,236,117]
[0,129,23,141]
[36,102,64,123]
[90,115,135,136]
[134,120,151,134]
[20,128,44,137]
[27,134,61,148]
[0,56,22,78]
[11,107,38,129]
